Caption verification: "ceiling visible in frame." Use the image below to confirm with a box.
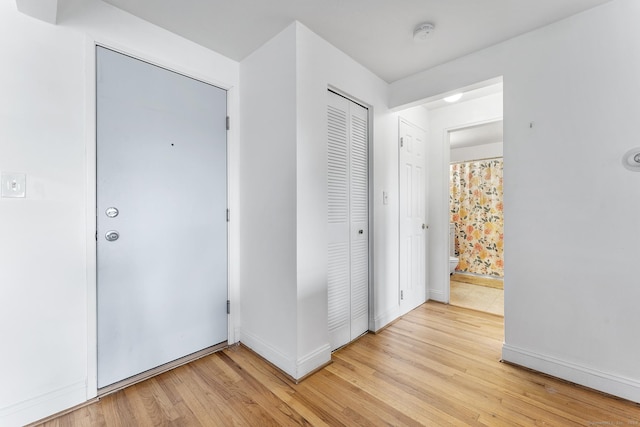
[102,0,612,83]
[422,82,503,148]
[450,120,504,149]
[422,82,503,110]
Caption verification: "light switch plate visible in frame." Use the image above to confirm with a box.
[1,173,26,198]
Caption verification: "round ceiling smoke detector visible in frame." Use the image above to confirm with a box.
[413,23,435,42]
[622,147,640,171]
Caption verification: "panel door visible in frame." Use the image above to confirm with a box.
[327,90,369,351]
[96,46,228,388]
[399,119,427,314]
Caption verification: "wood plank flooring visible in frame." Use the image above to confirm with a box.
[450,280,504,316]
[37,302,640,426]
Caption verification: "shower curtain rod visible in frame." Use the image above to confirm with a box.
[450,156,503,165]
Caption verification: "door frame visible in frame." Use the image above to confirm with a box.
[84,38,239,398]
[327,86,374,334]
[442,117,503,304]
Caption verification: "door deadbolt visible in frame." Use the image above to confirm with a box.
[105,230,120,241]
[105,207,119,218]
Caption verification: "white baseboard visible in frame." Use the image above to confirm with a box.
[239,329,331,380]
[502,344,640,404]
[372,306,401,332]
[296,344,331,379]
[239,328,297,378]
[0,381,86,427]
[429,288,447,303]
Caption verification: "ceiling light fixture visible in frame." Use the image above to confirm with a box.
[444,93,463,103]
[413,23,435,42]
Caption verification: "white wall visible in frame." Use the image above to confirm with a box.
[296,22,400,337]
[239,22,423,379]
[0,1,239,425]
[296,23,430,360]
[239,24,299,376]
[0,5,86,425]
[393,0,640,403]
[451,141,503,163]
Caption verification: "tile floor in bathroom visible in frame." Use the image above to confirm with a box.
[450,279,504,316]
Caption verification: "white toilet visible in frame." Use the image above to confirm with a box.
[449,223,459,274]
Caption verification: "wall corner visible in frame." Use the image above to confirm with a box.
[15,0,58,24]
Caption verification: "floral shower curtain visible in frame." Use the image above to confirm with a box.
[450,158,504,277]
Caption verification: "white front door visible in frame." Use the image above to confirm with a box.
[96,46,228,389]
[399,118,428,314]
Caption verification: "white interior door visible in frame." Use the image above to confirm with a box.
[327,90,369,351]
[96,46,228,389]
[399,118,427,314]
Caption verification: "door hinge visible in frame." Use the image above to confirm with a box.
[227,300,230,314]
[400,137,404,148]
[401,290,404,300]
[226,209,230,222]
[95,231,98,241]
[226,116,230,130]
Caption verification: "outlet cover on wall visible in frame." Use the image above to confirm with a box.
[1,173,26,198]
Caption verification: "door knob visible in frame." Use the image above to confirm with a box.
[105,207,119,218]
[105,230,120,241]
[358,229,364,234]
[422,224,428,230]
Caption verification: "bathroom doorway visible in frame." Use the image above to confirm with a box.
[448,121,504,316]
[422,77,504,311]
[400,77,504,316]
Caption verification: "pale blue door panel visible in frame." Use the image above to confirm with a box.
[96,47,227,388]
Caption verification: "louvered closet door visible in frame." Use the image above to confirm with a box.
[327,90,369,351]
[349,102,369,341]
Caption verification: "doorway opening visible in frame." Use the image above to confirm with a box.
[412,78,504,316]
[448,121,504,315]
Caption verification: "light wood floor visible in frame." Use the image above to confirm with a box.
[450,280,504,316]
[37,302,639,426]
